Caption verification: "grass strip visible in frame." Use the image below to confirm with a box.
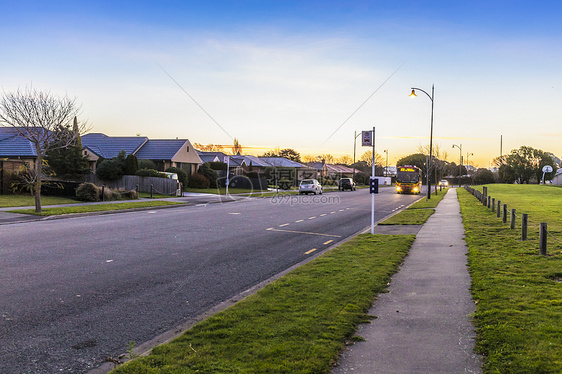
[379,188,448,225]
[9,201,185,216]
[0,194,78,207]
[458,187,562,373]
[111,234,415,374]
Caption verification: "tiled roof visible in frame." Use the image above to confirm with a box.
[0,128,37,157]
[82,133,147,159]
[135,139,187,160]
[259,157,307,168]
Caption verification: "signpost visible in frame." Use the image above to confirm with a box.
[362,127,377,234]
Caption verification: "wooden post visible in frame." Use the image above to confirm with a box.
[521,214,528,241]
[510,209,516,229]
[540,222,547,256]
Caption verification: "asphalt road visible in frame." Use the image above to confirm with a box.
[0,187,423,373]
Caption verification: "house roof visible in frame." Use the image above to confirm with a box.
[259,157,307,168]
[135,139,188,160]
[0,127,37,157]
[82,133,147,159]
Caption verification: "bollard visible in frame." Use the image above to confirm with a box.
[101,185,105,201]
[503,204,507,223]
[492,198,495,212]
[497,200,501,218]
[150,184,154,199]
[521,214,528,241]
[510,209,516,229]
[540,222,547,256]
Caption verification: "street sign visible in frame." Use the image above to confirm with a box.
[543,165,553,173]
[362,130,372,146]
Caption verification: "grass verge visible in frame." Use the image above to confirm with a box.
[379,188,448,225]
[9,201,185,216]
[458,187,562,373]
[111,234,415,373]
[0,194,78,207]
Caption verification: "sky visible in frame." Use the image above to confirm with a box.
[2,0,562,167]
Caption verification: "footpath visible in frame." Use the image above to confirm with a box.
[333,188,483,374]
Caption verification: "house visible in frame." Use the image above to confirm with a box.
[82,133,202,175]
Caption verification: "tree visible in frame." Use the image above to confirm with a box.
[494,146,557,184]
[193,143,225,152]
[360,151,384,168]
[472,168,496,185]
[45,117,89,179]
[0,88,85,212]
[336,155,353,166]
[231,138,242,155]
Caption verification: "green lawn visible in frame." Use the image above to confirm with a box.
[10,201,185,216]
[0,194,78,207]
[459,186,562,373]
[111,234,415,373]
[379,189,446,225]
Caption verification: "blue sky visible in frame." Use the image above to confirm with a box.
[2,1,561,167]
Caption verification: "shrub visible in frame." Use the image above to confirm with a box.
[198,163,218,187]
[96,159,124,181]
[124,154,139,175]
[188,173,210,188]
[165,167,189,187]
[135,168,167,178]
[138,159,157,170]
[76,182,100,202]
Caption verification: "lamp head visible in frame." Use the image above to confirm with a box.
[409,89,417,97]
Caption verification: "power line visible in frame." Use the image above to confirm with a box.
[321,62,405,146]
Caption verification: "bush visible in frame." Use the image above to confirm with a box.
[188,173,210,188]
[198,163,219,187]
[165,167,189,187]
[138,159,157,170]
[96,159,124,181]
[76,182,101,202]
[135,168,167,178]
[124,154,139,175]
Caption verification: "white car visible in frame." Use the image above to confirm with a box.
[299,179,323,195]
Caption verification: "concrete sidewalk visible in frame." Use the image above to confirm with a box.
[333,188,482,374]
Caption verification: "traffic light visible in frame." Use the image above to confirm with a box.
[369,177,379,194]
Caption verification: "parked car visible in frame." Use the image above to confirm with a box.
[338,178,356,191]
[299,179,323,195]
[439,179,449,187]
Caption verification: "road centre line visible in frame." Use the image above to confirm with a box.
[266,227,342,238]
[305,248,317,255]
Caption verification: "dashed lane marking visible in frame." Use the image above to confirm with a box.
[266,228,342,238]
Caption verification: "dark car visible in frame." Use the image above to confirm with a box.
[338,178,356,191]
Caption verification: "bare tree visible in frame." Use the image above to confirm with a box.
[0,88,86,212]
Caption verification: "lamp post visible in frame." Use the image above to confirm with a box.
[353,131,361,182]
[452,144,462,187]
[383,149,388,177]
[410,85,435,199]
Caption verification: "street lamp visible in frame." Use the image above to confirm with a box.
[383,149,388,177]
[452,144,462,187]
[410,85,435,199]
[353,131,362,182]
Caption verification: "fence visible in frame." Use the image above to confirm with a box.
[82,175,180,195]
[464,185,561,256]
